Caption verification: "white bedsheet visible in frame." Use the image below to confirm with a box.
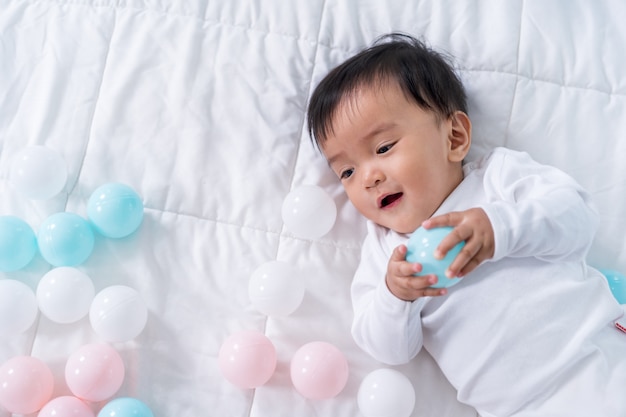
[1,1,625,416]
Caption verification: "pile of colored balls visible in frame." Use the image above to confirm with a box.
[220,295,417,417]
[0,146,153,416]
[217,184,418,417]
[2,147,145,271]
[0,348,153,416]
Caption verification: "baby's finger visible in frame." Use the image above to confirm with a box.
[390,274,447,301]
[409,273,438,289]
[457,255,483,277]
[407,275,448,297]
[435,226,469,260]
[422,211,463,229]
[389,261,422,279]
[391,244,408,262]
[422,287,448,297]
[446,240,480,277]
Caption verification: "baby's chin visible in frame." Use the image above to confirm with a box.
[377,220,422,235]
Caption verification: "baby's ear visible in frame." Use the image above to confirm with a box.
[447,111,471,162]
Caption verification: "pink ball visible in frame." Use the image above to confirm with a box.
[290,341,349,399]
[65,344,125,402]
[218,330,277,389]
[0,356,54,414]
[38,396,95,417]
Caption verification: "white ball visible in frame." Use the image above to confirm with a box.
[9,146,68,200]
[37,267,95,324]
[248,261,305,316]
[281,185,337,240]
[0,279,38,335]
[89,285,148,342]
[357,368,416,417]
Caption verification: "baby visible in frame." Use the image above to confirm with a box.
[307,33,626,416]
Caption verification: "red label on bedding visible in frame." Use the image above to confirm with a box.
[616,315,626,334]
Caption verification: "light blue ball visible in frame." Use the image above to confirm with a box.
[600,269,626,304]
[88,183,144,238]
[98,397,154,417]
[0,216,37,271]
[406,226,465,289]
[38,212,94,267]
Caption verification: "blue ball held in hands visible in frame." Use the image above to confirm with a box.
[406,226,465,289]
[87,183,144,238]
[0,216,37,271]
[600,269,626,304]
[38,212,95,267]
[98,397,154,417]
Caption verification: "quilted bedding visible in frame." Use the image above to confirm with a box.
[1,0,625,416]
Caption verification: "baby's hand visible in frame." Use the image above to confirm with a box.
[386,244,448,302]
[422,208,495,278]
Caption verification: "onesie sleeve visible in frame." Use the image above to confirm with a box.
[350,222,425,365]
[480,149,599,263]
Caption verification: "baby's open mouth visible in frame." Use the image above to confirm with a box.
[380,192,403,208]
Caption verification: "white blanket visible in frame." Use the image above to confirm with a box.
[1,1,625,416]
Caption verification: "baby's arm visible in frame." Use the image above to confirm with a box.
[424,149,597,275]
[351,225,426,365]
[482,151,598,263]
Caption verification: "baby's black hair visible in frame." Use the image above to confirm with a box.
[307,33,467,148]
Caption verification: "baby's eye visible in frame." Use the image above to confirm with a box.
[340,168,354,179]
[377,142,395,154]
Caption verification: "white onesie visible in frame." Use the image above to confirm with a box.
[351,147,626,416]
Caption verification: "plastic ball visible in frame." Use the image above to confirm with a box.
[0,356,54,414]
[290,341,349,399]
[248,261,306,316]
[281,185,337,240]
[97,397,153,417]
[37,267,95,324]
[357,368,416,417]
[600,269,626,304]
[38,396,95,417]
[218,330,277,389]
[0,279,38,335]
[9,145,68,200]
[38,212,95,267]
[87,183,144,238]
[405,226,465,288]
[0,215,37,271]
[89,285,148,342]
[65,343,125,402]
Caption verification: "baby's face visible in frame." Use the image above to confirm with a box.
[321,82,467,234]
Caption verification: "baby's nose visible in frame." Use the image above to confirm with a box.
[364,167,385,188]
